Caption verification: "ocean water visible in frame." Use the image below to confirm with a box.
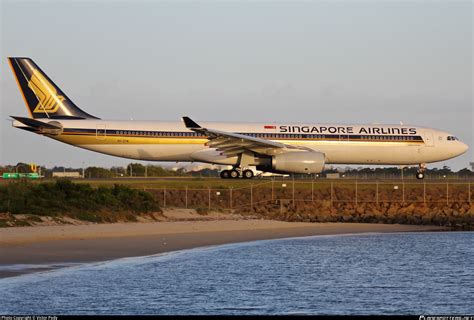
[1,232,473,315]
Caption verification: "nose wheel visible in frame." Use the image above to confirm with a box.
[416,171,425,180]
[416,163,426,180]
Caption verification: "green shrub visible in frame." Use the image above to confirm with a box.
[0,219,10,227]
[72,212,103,223]
[0,180,161,220]
[13,220,31,227]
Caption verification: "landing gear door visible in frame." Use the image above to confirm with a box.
[424,130,434,147]
[96,124,106,141]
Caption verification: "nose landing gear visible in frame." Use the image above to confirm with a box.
[416,163,426,180]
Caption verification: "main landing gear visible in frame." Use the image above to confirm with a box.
[416,163,426,180]
[220,168,254,179]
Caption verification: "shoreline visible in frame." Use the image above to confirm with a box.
[0,220,447,279]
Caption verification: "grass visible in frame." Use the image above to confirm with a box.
[62,178,474,191]
[0,177,253,189]
[76,178,254,189]
[0,176,470,190]
[0,177,469,196]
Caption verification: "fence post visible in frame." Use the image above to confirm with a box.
[163,187,166,208]
[230,187,233,210]
[446,183,449,205]
[423,181,426,205]
[185,185,188,209]
[402,182,405,204]
[250,184,253,211]
[355,180,358,205]
[330,182,333,208]
[208,187,211,210]
[469,183,471,204]
[376,180,379,205]
[292,178,295,206]
[311,180,314,202]
[271,179,274,201]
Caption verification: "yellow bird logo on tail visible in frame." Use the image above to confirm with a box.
[28,69,65,114]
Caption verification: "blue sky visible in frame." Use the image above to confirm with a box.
[0,0,472,170]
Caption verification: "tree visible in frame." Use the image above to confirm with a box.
[127,163,146,177]
[437,166,452,176]
[457,168,472,178]
[111,166,127,177]
[85,167,114,179]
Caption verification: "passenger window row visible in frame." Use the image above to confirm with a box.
[112,131,419,141]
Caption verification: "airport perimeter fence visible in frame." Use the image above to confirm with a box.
[143,180,473,211]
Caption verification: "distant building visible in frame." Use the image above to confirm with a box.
[326,173,341,179]
[52,172,82,178]
[470,162,474,171]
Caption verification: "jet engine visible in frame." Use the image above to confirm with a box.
[257,151,325,174]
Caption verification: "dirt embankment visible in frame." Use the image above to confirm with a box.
[1,182,472,230]
[235,200,473,230]
[148,185,474,230]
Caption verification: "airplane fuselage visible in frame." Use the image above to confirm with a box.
[13,119,468,166]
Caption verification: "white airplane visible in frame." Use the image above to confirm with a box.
[8,57,468,179]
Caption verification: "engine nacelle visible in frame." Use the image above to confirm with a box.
[270,151,325,174]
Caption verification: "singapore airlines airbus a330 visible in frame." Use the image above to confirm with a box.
[8,57,468,179]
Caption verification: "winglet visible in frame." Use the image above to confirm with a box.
[182,116,201,129]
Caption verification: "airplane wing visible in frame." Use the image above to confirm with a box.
[182,116,310,157]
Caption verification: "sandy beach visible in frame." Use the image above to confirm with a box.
[0,212,446,278]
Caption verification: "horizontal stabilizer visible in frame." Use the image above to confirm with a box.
[11,116,61,129]
[11,116,63,135]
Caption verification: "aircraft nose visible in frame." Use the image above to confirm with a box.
[458,141,469,155]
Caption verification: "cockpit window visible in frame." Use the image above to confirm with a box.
[447,136,458,141]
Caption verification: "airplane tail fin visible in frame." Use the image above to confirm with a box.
[8,57,99,119]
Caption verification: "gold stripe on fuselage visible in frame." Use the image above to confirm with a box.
[56,134,208,145]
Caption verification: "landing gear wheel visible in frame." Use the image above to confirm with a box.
[220,170,230,179]
[230,169,240,179]
[242,169,254,179]
[416,171,425,180]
